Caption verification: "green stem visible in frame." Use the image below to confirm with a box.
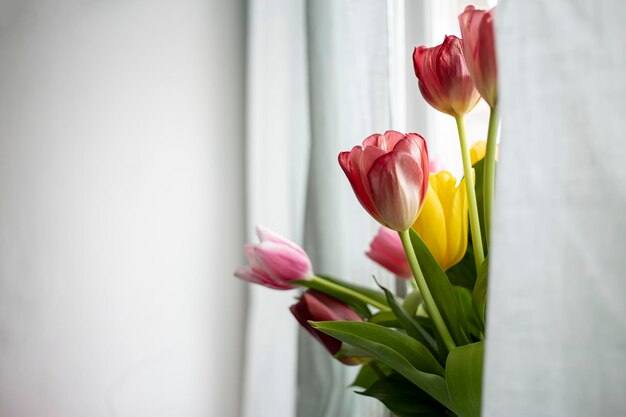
[308,276,389,311]
[398,230,456,352]
[483,106,499,247]
[455,116,485,269]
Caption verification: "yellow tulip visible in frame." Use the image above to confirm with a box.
[470,140,487,165]
[412,171,468,270]
[470,140,498,165]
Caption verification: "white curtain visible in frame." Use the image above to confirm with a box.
[0,1,247,416]
[242,1,478,416]
[484,1,626,416]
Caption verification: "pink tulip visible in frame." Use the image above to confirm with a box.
[413,35,480,117]
[290,290,364,365]
[459,5,498,107]
[366,227,412,279]
[234,225,312,290]
[338,130,429,232]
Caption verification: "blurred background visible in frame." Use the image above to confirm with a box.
[3,1,625,417]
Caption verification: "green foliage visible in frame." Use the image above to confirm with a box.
[403,289,423,316]
[473,157,487,257]
[319,275,389,305]
[369,309,402,327]
[358,373,450,417]
[445,342,484,417]
[446,246,477,290]
[312,321,458,413]
[409,230,470,346]
[351,361,391,389]
[472,258,489,327]
[377,282,438,357]
[454,286,483,339]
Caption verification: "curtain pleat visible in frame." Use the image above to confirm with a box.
[299,2,395,416]
[483,1,626,416]
[242,0,309,416]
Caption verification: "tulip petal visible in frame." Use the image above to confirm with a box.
[444,176,468,268]
[368,151,425,231]
[234,266,294,290]
[290,291,362,356]
[289,297,341,355]
[459,6,497,107]
[412,185,448,267]
[470,140,487,165]
[414,36,480,117]
[432,172,463,269]
[412,170,468,270]
[366,227,413,279]
[254,241,312,282]
[361,145,387,175]
[255,225,308,256]
[362,133,383,147]
[302,291,362,322]
[339,147,383,222]
[414,46,454,115]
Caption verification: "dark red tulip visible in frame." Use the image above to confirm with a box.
[290,290,363,365]
[413,35,480,117]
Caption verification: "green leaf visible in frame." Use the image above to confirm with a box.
[472,157,487,257]
[351,361,390,389]
[403,289,423,317]
[454,286,482,338]
[472,258,488,326]
[409,229,470,346]
[445,341,484,417]
[334,343,370,361]
[377,282,438,356]
[312,321,458,413]
[358,373,449,417]
[445,246,477,290]
[318,274,389,306]
[369,310,401,327]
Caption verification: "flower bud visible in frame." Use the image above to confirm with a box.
[459,6,498,107]
[338,130,429,232]
[290,290,363,365]
[234,226,312,290]
[366,227,412,279]
[413,35,480,117]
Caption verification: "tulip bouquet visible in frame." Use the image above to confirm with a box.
[235,5,499,417]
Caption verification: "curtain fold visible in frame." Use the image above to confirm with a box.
[483,1,626,416]
[299,2,395,416]
[242,0,309,416]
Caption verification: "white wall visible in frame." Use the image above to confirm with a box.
[0,1,246,416]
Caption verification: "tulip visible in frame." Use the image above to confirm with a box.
[412,170,468,271]
[366,227,412,279]
[459,5,498,108]
[413,35,480,117]
[290,290,364,365]
[469,140,499,166]
[234,225,312,290]
[470,140,487,166]
[338,130,429,232]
